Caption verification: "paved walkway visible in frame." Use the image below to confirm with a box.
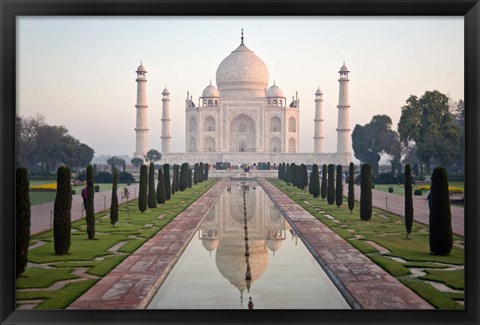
[30,183,140,235]
[68,180,228,309]
[259,179,433,309]
[354,185,464,237]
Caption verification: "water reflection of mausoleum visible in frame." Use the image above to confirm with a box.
[198,182,291,300]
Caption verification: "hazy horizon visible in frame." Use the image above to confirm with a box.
[17,17,464,159]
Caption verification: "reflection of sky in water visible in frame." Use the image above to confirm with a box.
[147,182,351,309]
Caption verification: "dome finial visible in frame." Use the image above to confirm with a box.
[273,80,276,86]
[241,28,244,44]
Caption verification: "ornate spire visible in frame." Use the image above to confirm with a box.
[241,28,244,44]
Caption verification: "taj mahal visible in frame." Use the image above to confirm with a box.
[134,31,352,166]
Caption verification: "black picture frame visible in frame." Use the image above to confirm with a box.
[1,1,479,324]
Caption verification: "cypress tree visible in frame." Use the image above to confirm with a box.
[156,168,166,204]
[148,163,157,208]
[204,163,209,181]
[16,167,31,277]
[110,167,119,227]
[53,166,72,255]
[429,167,453,255]
[86,164,95,239]
[163,164,171,200]
[199,163,204,182]
[180,162,189,191]
[290,163,297,186]
[348,162,355,213]
[327,164,335,205]
[311,164,320,198]
[138,165,148,213]
[404,164,414,239]
[308,172,313,194]
[301,164,308,191]
[193,163,199,185]
[171,165,177,195]
[189,169,193,188]
[321,164,327,200]
[336,165,343,207]
[360,163,372,221]
[286,163,290,184]
[176,164,181,191]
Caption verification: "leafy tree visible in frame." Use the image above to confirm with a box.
[327,164,335,205]
[54,166,72,255]
[321,164,327,200]
[311,164,320,198]
[179,163,189,191]
[16,167,31,277]
[86,164,95,239]
[156,168,166,204]
[336,165,343,207]
[119,171,135,184]
[107,156,126,169]
[163,164,171,200]
[398,91,463,173]
[429,167,453,255]
[146,149,162,163]
[148,163,157,208]
[404,164,414,238]
[360,164,372,221]
[138,165,148,213]
[131,157,144,168]
[348,163,355,213]
[352,115,401,176]
[110,167,119,227]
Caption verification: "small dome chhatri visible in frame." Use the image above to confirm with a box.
[339,61,349,73]
[136,62,147,73]
[202,81,220,98]
[266,81,284,98]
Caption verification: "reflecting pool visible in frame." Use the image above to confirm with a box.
[147,181,351,309]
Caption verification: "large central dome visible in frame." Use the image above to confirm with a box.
[216,43,269,97]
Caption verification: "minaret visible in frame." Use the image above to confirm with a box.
[134,62,149,159]
[313,87,324,153]
[336,62,351,154]
[161,87,171,153]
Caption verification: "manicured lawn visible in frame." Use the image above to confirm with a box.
[17,179,218,309]
[269,179,464,310]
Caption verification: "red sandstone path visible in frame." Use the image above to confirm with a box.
[30,184,140,235]
[353,185,464,237]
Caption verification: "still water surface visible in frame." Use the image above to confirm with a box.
[148,181,351,309]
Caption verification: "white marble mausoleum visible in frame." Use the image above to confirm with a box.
[134,32,352,166]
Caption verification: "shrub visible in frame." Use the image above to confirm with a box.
[53,166,72,255]
[336,165,343,207]
[163,164,171,200]
[327,164,335,205]
[388,187,394,193]
[148,163,157,208]
[94,171,113,183]
[405,164,413,238]
[414,189,422,196]
[94,185,100,192]
[429,167,453,255]
[86,164,95,239]
[321,164,327,200]
[348,163,355,213]
[16,167,31,277]
[119,171,135,184]
[138,165,148,213]
[110,167,119,227]
[360,164,372,221]
[71,190,76,195]
[156,169,166,204]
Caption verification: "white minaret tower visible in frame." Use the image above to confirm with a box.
[134,62,149,159]
[313,87,324,153]
[336,62,351,154]
[161,87,171,153]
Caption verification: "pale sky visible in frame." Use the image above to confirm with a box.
[17,16,464,158]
